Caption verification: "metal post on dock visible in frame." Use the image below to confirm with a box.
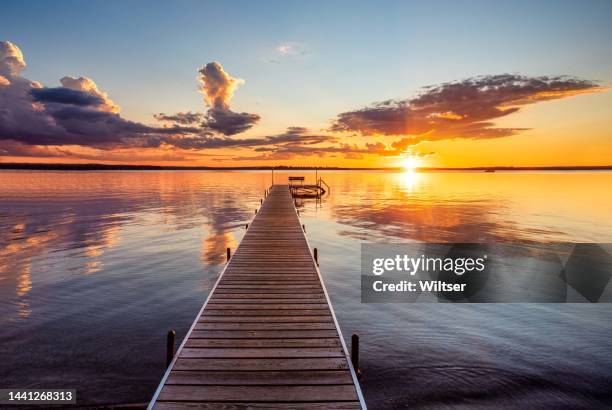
[245,223,248,229]
[166,330,175,368]
[255,208,258,214]
[226,247,231,261]
[260,198,263,204]
[302,224,305,232]
[351,333,362,380]
[314,247,318,265]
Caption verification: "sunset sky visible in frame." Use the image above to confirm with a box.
[1,0,611,167]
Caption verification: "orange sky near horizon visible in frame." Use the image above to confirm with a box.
[2,89,611,168]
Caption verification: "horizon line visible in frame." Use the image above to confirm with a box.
[1,162,612,171]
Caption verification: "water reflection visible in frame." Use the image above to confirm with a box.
[399,169,420,193]
[1,170,611,407]
[304,171,612,243]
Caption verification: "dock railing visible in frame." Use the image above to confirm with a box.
[318,177,330,194]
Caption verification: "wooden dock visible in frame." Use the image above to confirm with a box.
[148,185,366,409]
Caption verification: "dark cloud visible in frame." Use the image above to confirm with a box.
[30,87,104,107]
[230,136,406,161]
[331,74,602,145]
[151,127,336,151]
[154,111,203,125]
[204,108,260,136]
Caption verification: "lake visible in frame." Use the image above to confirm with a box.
[1,170,611,408]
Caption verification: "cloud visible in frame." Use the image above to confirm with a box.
[331,74,603,145]
[151,126,337,151]
[204,108,260,136]
[154,111,204,125]
[198,61,243,110]
[60,76,120,113]
[30,87,105,107]
[0,41,26,77]
[227,128,409,161]
[197,61,260,135]
[277,43,293,55]
[0,40,202,152]
[276,42,306,56]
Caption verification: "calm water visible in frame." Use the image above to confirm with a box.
[1,170,611,408]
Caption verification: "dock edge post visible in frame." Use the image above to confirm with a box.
[166,330,176,368]
[351,333,362,380]
[226,247,231,262]
[313,247,318,266]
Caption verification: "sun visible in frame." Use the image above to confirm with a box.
[401,156,420,172]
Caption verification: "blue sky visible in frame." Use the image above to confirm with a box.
[1,0,611,166]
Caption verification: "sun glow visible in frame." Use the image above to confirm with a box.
[401,156,420,172]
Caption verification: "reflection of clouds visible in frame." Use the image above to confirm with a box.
[16,265,31,297]
[0,221,58,320]
[202,231,237,266]
[0,171,261,322]
[82,224,121,274]
[200,201,246,265]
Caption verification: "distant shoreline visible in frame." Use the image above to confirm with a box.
[0,163,611,171]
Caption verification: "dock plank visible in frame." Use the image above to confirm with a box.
[158,385,358,402]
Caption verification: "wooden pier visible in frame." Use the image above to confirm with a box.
[148,185,366,409]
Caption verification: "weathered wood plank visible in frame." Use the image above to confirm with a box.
[180,347,344,358]
[189,330,339,339]
[172,357,349,371]
[165,370,353,385]
[213,288,322,294]
[194,323,336,331]
[155,401,362,409]
[209,299,328,304]
[207,293,325,299]
[204,303,330,310]
[184,338,341,348]
[198,316,333,323]
[158,385,359,402]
